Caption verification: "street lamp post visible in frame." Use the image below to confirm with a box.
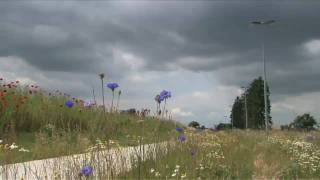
[251,20,275,131]
[241,87,248,129]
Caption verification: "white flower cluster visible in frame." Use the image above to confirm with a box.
[150,165,186,179]
[0,141,30,152]
[149,168,161,178]
[206,150,225,160]
[86,139,120,152]
[268,136,320,173]
[171,165,180,177]
[197,140,229,177]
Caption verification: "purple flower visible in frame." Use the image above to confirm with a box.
[159,90,172,101]
[178,135,186,142]
[65,100,74,108]
[159,95,165,102]
[106,83,119,91]
[176,127,183,133]
[81,165,93,176]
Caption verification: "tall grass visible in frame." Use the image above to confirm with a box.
[0,79,178,165]
[2,79,320,179]
[121,129,320,179]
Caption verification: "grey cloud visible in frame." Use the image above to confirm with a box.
[1,1,320,99]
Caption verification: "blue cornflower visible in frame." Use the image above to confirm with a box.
[81,165,93,177]
[176,127,183,133]
[106,83,119,91]
[178,135,186,142]
[159,95,165,102]
[65,100,74,108]
[160,90,171,100]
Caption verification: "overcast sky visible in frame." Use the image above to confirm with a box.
[1,1,320,127]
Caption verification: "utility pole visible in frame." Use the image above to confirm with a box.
[241,87,248,129]
[262,43,268,131]
[251,19,275,131]
[92,86,96,105]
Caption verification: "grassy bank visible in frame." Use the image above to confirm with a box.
[121,129,320,179]
[0,81,178,164]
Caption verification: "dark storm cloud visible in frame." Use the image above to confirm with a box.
[1,1,320,98]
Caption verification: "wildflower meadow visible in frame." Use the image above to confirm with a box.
[1,76,320,179]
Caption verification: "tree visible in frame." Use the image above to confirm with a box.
[246,77,272,129]
[188,121,200,129]
[216,123,232,130]
[231,76,272,129]
[290,113,317,130]
[231,96,245,129]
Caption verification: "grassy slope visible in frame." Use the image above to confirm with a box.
[0,82,178,164]
[121,130,320,179]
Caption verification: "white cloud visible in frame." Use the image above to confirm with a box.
[0,56,95,100]
[304,39,320,55]
[192,91,210,99]
[112,48,145,71]
[0,56,39,83]
[272,92,320,115]
[172,107,194,117]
